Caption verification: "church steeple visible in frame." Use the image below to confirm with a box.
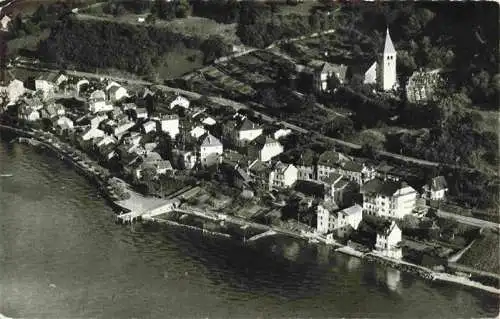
[377,27,397,91]
[383,28,396,55]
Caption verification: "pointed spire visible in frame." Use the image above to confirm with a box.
[384,28,396,55]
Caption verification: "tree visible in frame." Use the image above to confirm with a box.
[175,0,191,18]
[158,133,173,161]
[200,35,231,64]
[146,14,156,25]
[31,4,48,24]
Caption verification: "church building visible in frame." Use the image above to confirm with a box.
[364,28,398,91]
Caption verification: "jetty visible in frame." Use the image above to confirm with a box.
[247,230,277,242]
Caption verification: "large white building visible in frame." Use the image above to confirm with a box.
[361,179,417,219]
[199,133,223,161]
[160,114,180,138]
[364,28,398,91]
[375,220,403,259]
[317,203,363,238]
[236,118,263,145]
[249,136,283,162]
[268,162,298,191]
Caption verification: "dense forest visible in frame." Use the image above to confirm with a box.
[37,15,230,77]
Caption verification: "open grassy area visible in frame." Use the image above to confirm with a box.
[7,29,50,55]
[156,49,204,80]
[76,13,240,44]
[458,230,500,275]
[275,1,319,16]
[470,108,499,134]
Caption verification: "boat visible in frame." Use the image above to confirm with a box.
[0,174,13,177]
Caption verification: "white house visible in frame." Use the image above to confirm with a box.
[160,114,179,138]
[81,128,105,141]
[56,116,74,131]
[268,162,298,190]
[249,136,283,162]
[0,78,25,105]
[55,104,65,116]
[122,103,137,112]
[202,117,216,126]
[273,128,292,140]
[316,200,339,235]
[96,135,117,147]
[0,15,11,32]
[89,90,113,113]
[21,108,39,122]
[143,120,157,134]
[114,121,134,136]
[335,204,363,238]
[190,126,206,139]
[169,95,190,109]
[236,118,263,144]
[135,108,148,120]
[35,76,55,99]
[89,100,113,113]
[90,114,108,129]
[199,133,223,161]
[364,28,398,91]
[317,202,363,238]
[375,220,403,259]
[174,150,196,170]
[107,85,128,102]
[422,176,448,201]
[361,179,418,219]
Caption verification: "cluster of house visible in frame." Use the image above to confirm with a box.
[314,163,448,259]
[8,64,451,261]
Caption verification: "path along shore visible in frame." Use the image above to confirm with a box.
[1,123,499,296]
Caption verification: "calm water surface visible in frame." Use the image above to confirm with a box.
[0,135,498,318]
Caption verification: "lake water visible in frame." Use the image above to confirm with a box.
[0,134,498,318]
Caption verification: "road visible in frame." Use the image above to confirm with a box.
[436,209,500,231]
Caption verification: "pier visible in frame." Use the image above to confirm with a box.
[247,230,277,242]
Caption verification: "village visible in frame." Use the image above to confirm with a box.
[0,1,498,296]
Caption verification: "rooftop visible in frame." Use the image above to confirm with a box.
[239,118,261,131]
[201,133,222,147]
[430,176,447,191]
[340,204,362,217]
[342,160,364,172]
[318,150,348,167]
[321,173,343,185]
[361,178,408,197]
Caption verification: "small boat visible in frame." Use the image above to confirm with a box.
[0,174,13,177]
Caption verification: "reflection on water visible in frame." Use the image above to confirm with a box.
[386,268,402,293]
[347,256,362,272]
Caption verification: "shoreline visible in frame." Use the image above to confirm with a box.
[1,123,499,296]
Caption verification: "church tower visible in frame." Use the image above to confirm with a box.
[377,28,397,91]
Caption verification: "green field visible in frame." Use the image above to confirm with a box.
[7,29,50,55]
[156,49,204,80]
